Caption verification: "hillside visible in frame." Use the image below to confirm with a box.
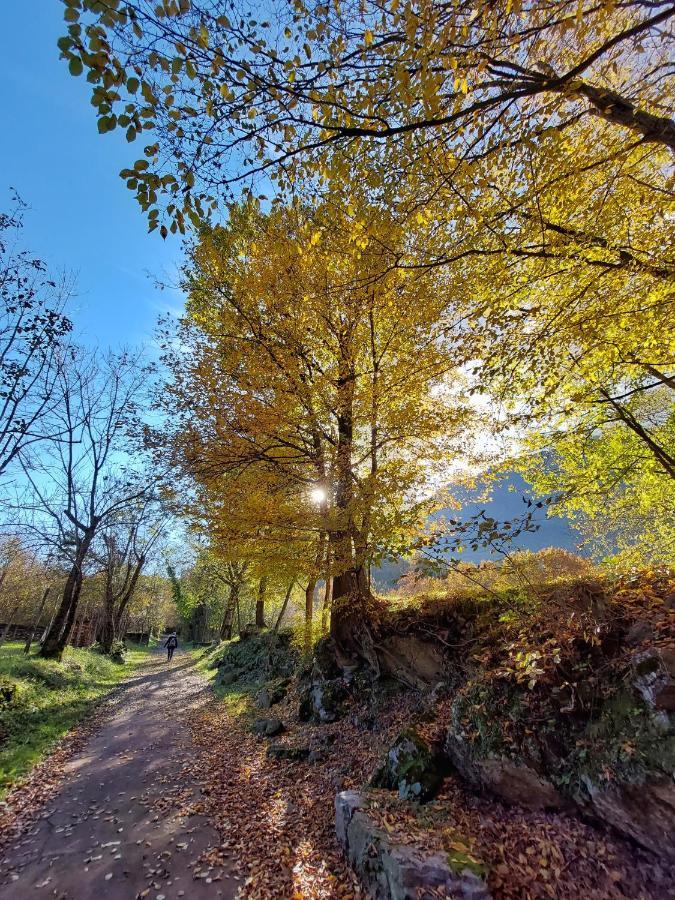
[374,472,583,588]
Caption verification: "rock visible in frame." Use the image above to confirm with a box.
[335,790,366,845]
[445,728,563,811]
[383,844,490,900]
[376,634,446,689]
[266,744,309,761]
[256,678,290,709]
[299,677,349,723]
[474,758,564,810]
[308,749,325,764]
[349,712,376,731]
[632,648,675,711]
[335,791,491,899]
[251,717,284,737]
[371,728,443,803]
[256,687,272,709]
[582,776,675,860]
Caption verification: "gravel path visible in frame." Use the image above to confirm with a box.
[0,648,238,900]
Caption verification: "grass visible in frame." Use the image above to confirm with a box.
[0,641,151,798]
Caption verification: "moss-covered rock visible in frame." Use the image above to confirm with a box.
[214,630,299,686]
[371,728,443,802]
[334,791,491,900]
[299,677,350,723]
[256,677,291,709]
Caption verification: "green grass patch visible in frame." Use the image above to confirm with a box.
[0,641,150,797]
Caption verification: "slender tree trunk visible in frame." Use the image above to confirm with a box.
[24,586,51,655]
[274,580,295,633]
[220,585,237,640]
[255,576,267,629]
[304,577,317,654]
[98,590,116,653]
[321,575,332,632]
[60,570,85,650]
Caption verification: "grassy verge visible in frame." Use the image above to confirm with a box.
[0,641,151,797]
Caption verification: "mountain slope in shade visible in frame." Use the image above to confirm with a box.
[373,472,584,588]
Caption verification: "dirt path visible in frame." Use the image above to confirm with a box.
[0,649,238,900]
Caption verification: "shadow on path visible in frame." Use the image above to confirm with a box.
[0,649,237,900]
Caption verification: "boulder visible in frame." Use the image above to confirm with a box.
[582,776,675,861]
[335,790,366,845]
[251,717,284,737]
[632,648,675,712]
[335,791,491,900]
[371,728,443,802]
[474,757,564,810]
[445,731,564,811]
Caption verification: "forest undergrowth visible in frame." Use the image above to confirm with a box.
[187,568,675,899]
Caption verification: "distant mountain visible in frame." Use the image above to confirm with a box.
[372,472,583,588]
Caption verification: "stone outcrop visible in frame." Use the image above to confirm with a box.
[375,634,447,689]
[632,647,675,712]
[445,729,564,811]
[581,777,675,861]
[335,791,491,900]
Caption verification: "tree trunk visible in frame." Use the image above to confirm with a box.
[98,591,116,654]
[304,577,317,654]
[327,344,377,669]
[41,528,95,660]
[24,587,51,655]
[113,555,145,643]
[220,585,237,640]
[321,576,332,632]
[41,567,83,659]
[255,576,267,629]
[274,581,295,632]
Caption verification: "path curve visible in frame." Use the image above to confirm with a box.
[0,649,238,900]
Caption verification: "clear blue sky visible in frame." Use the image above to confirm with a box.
[0,4,184,347]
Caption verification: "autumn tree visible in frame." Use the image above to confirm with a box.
[160,199,472,665]
[16,348,154,660]
[95,499,165,654]
[61,0,674,542]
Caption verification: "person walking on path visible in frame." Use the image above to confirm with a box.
[164,631,178,661]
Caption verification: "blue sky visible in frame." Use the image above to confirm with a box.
[0,4,184,347]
